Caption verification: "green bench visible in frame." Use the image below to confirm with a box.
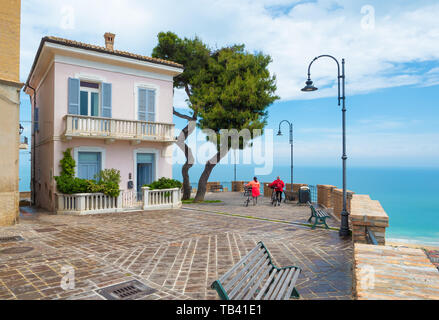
[211,242,301,300]
[307,201,331,229]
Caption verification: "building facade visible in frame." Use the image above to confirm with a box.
[25,34,183,212]
[0,0,23,226]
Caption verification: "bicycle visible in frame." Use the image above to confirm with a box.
[270,187,281,207]
[243,186,252,207]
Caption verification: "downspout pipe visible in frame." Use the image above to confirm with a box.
[24,84,36,206]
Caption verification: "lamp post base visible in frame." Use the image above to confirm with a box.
[339,210,350,237]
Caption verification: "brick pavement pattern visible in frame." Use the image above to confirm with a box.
[0,193,353,300]
[354,244,439,300]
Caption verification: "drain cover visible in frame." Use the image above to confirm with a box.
[0,247,34,254]
[96,280,156,300]
[285,228,297,232]
[0,236,24,243]
[34,228,59,233]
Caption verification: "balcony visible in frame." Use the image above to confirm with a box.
[63,115,176,144]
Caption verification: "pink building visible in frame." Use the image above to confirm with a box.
[24,33,183,212]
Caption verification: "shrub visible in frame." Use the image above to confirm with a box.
[93,169,121,198]
[54,150,121,197]
[145,177,182,190]
[54,149,90,194]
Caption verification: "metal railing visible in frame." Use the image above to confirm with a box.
[308,185,318,203]
[366,227,378,245]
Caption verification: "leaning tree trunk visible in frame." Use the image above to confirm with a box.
[194,146,229,202]
[194,162,216,202]
[173,109,197,200]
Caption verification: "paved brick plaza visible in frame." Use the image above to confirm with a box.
[0,193,353,300]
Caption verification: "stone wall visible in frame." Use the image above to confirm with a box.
[206,182,221,192]
[263,183,307,197]
[0,80,22,226]
[0,0,21,82]
[317,185,336,208]
[231,181,245,192]
[332,188,355,220]
[317,184,389,244]
[317,185,354,218]
[350,194,389,245]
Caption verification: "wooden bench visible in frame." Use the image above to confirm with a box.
[211,242,301,300]
[210,184,224,192]
[307,201,331,229]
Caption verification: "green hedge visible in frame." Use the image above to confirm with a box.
[54,149,121,197]
[144,177,182,190]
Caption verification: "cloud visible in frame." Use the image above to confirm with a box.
[20,0,439,103]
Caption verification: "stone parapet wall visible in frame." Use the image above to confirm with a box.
[332,188,355,220]
[350,194,389,245]
[206,182,221,192]
[317,185,336,208]
[231,181,245,192]
[317,185,354,219]
[263,183,307,197]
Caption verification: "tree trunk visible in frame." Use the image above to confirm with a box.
[181,157,193,200]
[194,145,229,202]
[194,162,216,202]
[173,109,197,201]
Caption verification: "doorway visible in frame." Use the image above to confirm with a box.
[136,153,155,199]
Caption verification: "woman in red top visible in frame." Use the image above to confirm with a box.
[269,176,285,205]
[246,177,261,206]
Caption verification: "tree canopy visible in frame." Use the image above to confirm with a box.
[152,32,279,201]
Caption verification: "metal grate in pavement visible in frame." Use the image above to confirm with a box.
[96,280,156,300]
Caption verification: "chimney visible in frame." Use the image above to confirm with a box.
[104,32,116,51]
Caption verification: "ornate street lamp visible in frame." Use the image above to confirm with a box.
[301,55,350,237]
[19,123,24,135]
[277,120,293,192]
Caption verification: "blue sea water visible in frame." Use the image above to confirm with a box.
[172,164,439,246]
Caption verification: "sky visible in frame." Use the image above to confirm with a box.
[18,0,439,168]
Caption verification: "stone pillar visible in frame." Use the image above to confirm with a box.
[142,187,150,210]
[317,185,336,208]
[351,195,389,245]
[263,183,271,197]
[232,181,245,192]
[332,188,354,219]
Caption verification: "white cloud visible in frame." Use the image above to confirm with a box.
[20,0,439,102]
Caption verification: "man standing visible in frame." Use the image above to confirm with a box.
[269,176,285,206]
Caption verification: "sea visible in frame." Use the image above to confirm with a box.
[18,152,439,247]
[173,164,439,247]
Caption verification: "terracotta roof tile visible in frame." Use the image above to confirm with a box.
[44,36,183,69]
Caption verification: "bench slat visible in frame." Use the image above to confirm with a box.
[243,263,273,300]
[283,268,301,300]
[255,269,278,300]
[232,259,271,300]
[223,250,266,292]
[266,268,290,300]
[275,268,296,300]
[228,254,269,299]
[263,269,286,300]
[219,243,262,283]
